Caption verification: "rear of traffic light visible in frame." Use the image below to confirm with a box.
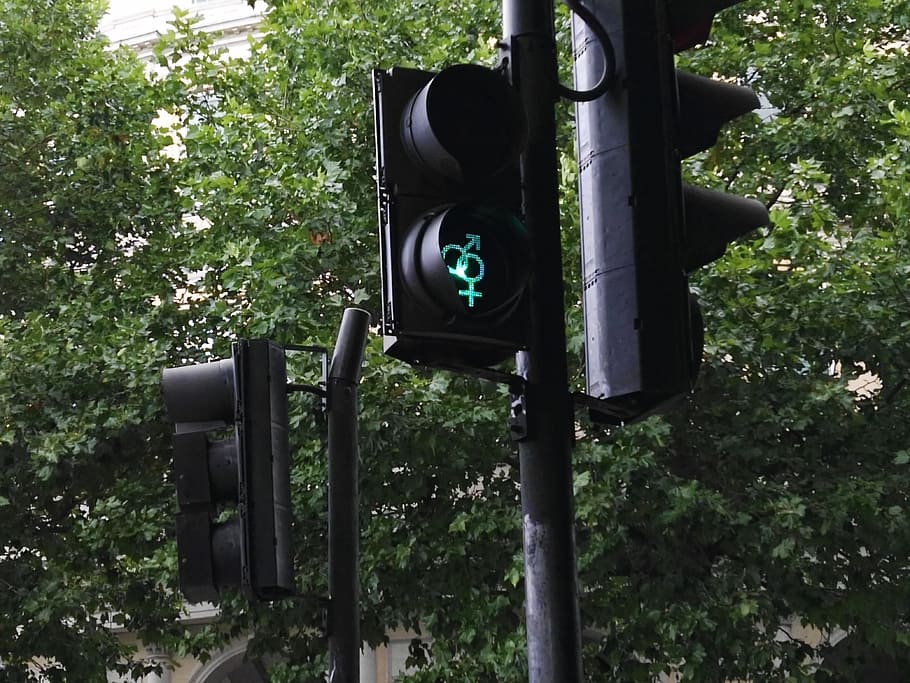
[573,0,769,423]
[161,339,294,603]
[373,64,532,371]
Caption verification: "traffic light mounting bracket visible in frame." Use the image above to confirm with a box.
[284,343,329,412]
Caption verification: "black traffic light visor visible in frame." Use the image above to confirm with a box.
[401,64,527,184]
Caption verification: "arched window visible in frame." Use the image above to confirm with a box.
[188,640,268,683]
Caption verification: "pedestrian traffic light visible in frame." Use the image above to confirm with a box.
[573,0,768,422]
[161,339,294,603]
[373,64,532,371]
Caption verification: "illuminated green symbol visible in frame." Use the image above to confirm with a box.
[441,233,485,308]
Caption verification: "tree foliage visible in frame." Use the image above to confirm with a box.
[1,0,909,680]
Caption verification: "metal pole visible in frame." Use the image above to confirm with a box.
[502,2,584,681]
[327,308,370,683]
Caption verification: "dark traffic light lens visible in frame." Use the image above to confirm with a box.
[401,64,527,183]
[161,357,236,426]
[401,204,530,318]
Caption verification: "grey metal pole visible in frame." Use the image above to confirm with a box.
[501,2,584,681]
[327,308,370,683]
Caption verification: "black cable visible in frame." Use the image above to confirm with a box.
[558,0,617,102]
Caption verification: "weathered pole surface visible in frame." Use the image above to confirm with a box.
[502,1,585,681]
[327,308,370,683]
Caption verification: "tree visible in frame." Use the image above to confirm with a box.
[150,2,530,679]
[2,0,910,681]
[0,0,193,679]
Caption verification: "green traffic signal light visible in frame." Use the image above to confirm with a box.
[442,232,485,308]
[400,204,529,319]
[373,64,532,369]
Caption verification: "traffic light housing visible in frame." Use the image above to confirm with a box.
[161,339,294,603]
[573,0,769,422]
[373,64,532,371]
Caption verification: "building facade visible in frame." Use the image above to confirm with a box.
[100,0,265,59]
[106,603,415,683]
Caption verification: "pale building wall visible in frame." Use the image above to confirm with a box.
[108,616,418,683]
[100,0,266,60]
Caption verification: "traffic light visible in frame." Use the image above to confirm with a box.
[573,0,769,422]
[161,339,294,603]
[373,64,532,371]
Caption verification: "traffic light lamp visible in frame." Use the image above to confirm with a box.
[161,339,294,603]
[573,0,769,422]
[373,64,532,371]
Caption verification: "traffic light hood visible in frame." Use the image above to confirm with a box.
[401,64,528,184]
[676,70,760,158]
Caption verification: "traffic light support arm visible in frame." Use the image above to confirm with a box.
[284,344,329,410]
